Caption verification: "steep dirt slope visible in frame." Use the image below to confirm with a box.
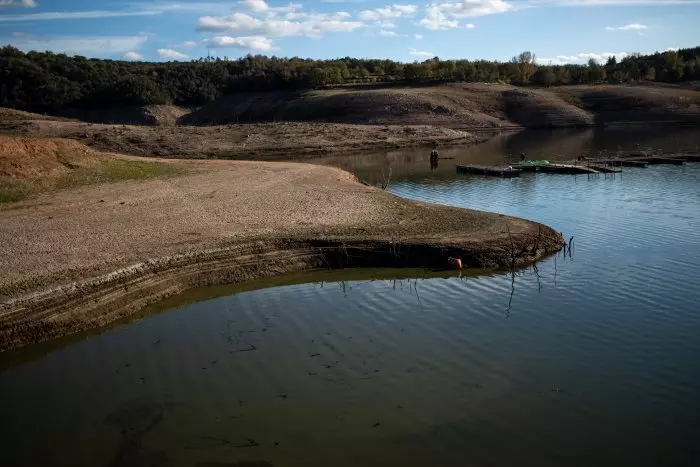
[182,83,598,129]
[56,105,190,125]
[0,135,98,179]
[551,85,700,125]
[0,108,71,122]
[4,83,698,131]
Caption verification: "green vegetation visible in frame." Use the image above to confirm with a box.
[1,45,698,113]
[0,158,184,203]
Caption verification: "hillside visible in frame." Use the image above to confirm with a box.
[0,108,71,122]
[166,83,700,129]
[4,83,697,130]
[0,135,183,203]
[2,84,699,161]
[2,45,699,115]
[0,83,700,136]
[56,105,189,126]
[550,85,700,125]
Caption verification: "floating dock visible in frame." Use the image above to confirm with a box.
[512,163,603,175]
[598,159,649,168]
[456,165,521,177]
[459,152,698,181]
[640,157,686,165]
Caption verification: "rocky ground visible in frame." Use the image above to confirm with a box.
[0,141,563,351]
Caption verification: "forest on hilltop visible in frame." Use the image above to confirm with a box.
[1,45,699,113]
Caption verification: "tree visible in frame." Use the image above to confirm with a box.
[662,50,685,82]
[586,58,606,83]
[1,46,699,113]
[511,51,537,83]
[533,67,556,87]
[605,56,623,83]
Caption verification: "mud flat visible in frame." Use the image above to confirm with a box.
[0,142,563,351]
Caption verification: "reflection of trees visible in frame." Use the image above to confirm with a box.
[505,129,594,161]
[323,127,700,186]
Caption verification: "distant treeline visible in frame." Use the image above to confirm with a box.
[1,45,699,113]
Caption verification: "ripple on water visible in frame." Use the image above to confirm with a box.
[2,161,700,466]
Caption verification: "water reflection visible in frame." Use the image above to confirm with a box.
[321,127,700,186]
[2,128,700,467]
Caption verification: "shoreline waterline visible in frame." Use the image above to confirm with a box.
[0,157,564,352]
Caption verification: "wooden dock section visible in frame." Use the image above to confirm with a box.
[456,165,521,177]
[513,163,601,175]
[465,151,699,182]
[641,157,686,165]
[596,159,649,168]
[588,164,622,173]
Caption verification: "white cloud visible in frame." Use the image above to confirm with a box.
[409,47,435,58]
[414,33,423,39]
[437,0,512,18]
[169,40,198,49]
[376,20,397,28]
[419,4,459,29]
[156,48,189,60]
[0,2,243,20]
[238,0,301,14]
[579,51,629,61]
[535,51,629,65]
[197,11,364,37]
[8,34,149,55]
[465,23,476,28]
[123,51,144,60]
[393,4,418,13]
[605,23,647,30]
[0,0,37,7]
[359,5,417,21]
[0,9,162,21]
[379,29,398,36]
[538,0,700,5]
[240,0,270,12]
[418,0,510,29]
[203,35,275,51]
[0,0,36,7]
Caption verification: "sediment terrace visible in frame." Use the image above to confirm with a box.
[0,151,563,351]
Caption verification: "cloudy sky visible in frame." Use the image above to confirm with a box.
[1,0,698,63]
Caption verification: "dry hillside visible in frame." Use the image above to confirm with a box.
[0,136,98,179]
[3,83,699,130]
[0,135,184,203]
[550,85,700,125]
[181,83,597,129]
[0,108,71,122]
[0,120,478,159]
[179,83,700,128]
[56,104,190,126]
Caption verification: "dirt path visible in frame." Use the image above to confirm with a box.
[0,158,562,351]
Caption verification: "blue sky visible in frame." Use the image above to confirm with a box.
[1,0,699,63]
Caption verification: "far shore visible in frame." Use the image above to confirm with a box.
[0,146,564,352]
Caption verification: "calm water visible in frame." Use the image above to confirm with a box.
[2,129,700,467]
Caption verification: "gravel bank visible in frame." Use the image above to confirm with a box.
[0,158,563,351]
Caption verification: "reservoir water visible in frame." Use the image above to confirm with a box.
[2,128,700,467]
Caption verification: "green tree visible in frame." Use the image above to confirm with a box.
[586,58,606,83]
[510,51,537,83]
[533,67,556,87]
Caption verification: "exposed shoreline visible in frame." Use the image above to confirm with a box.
[0,156,564,352]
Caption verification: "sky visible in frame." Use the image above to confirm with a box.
[1,0,699,64]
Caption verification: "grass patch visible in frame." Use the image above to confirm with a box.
[54,158,184,189]
[0,180,31,203]
[0,158,185,204]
